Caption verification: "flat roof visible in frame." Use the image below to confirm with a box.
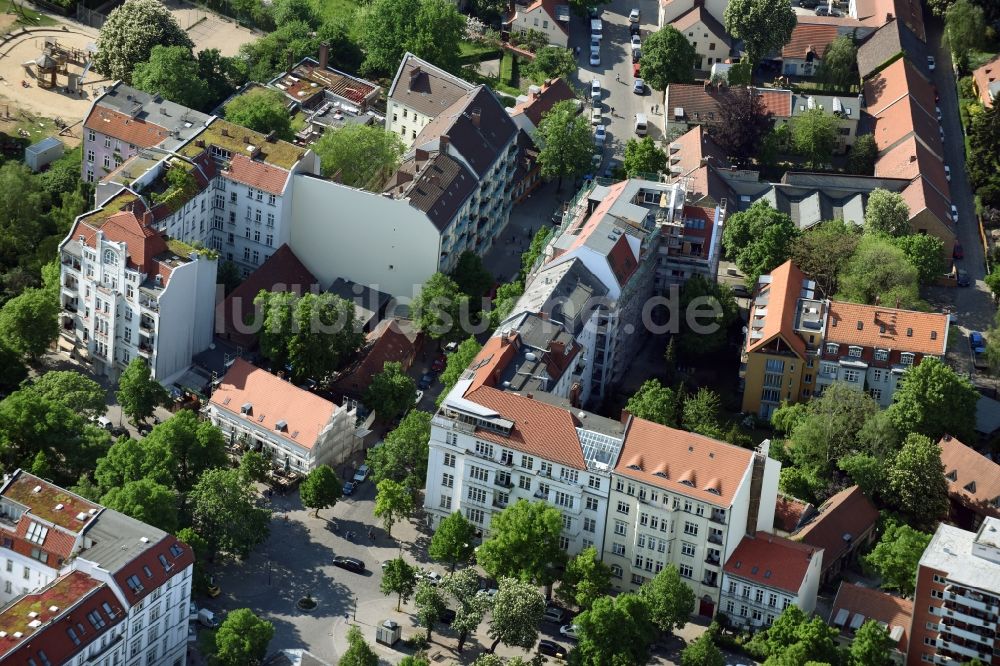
[920,519,1000,593]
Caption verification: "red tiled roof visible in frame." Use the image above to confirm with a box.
[670,5,729,44]
[463,385,587,469]
[510,78,577,128]
[210,359,339,449]
[874,135,950,198]
[825,300,948,356]
[899,176,954,234]
[222,153,291,196]
[781,23,839,60]
[829,582,913,653]
[0,571,124,663]
[69,208,169,278]
[615,418,753,507]
[774,494,813,533]
[745,260,809,359]
[870,95,941,155]
[724,531,820,594]
[334,319,422,397]
[515,0,569,34]
[84,107,169,149]
[607,235,638,285]
[938,435,1000,519]
[667,84,791,123]
[111,534,194,605]
[564,181,630,253]
[855,0,925,40]
[973,54,1000,108]
[467,334,522,392]
[795,486,878,574]
[863,58,936,117]
[216,244,318,346]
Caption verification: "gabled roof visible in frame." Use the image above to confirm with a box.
[745,260,810,358]
[874,134,950,198]
[899,176,954,233]
[110,533,193,605]
[386,149,478,230]
[795,486,879,573]
[853,0,925,41]
[781,23,839,60]
[863,57,936,117]
[829,582,912,652]
[209,359,338,449]
[724,531,820,594]
[973,54,1000,109]
[334,319,422,398]
[510,78,577,129]
[870,94,941,155]
[856,18,926,79]
[670,5,730,45]
[514,0,569,34]
[667,84,791,123]
[84,107,169,149]
[223,153,292,196]
[939,435,1000,518]
[388,53,476,119]
[825,300,948,356]
[774,494,815,533]
[614,418,753,507]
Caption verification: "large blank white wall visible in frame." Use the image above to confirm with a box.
[289,175,441,299]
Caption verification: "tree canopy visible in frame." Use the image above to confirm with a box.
[556,546,613,611]
[380,557,417,611]
[623,137,667,178]
[215,609,274,666]
[487,577,546,652]
[713,87,774,165]
[639,26,697,89]
[893,233,946,286]
[132,45,211,110]
[864,189,911,237]
[224,88,294,141]
[450,252,494,302]
[677,275,739,357]
[836,234,922,309]
[746,605,841,665]
[527,47,577,83]
[536,100,596,190]
[849,619,896,666]
[575,593,657,666]
[626,379,680,427]
[367,409,432,489]
[313,124,405,189]
[374,478,414,536]
[888,357,978,442]
[791,109,840,169]
[299,464,342,517]
[101,478,177,533]
[789,220,861,298]
[340,625,378,666]
[116,358,168,424]
[0,287,57,360]
[441,568,492,652]
[681,631,727,666]
[476,499,565,585]
[365,361,417,421]
[429,511,477,570]
[359,0,465,76]
[945,0,986,68]
[886,434,950,528]
[723,0,797,66]
[189,468,270,557]
[817,35,858,92]
[722,200,799,285]
[93,0,193,83]
[412,273,468,341]
[640,565,696,634]
[863,519,931,596]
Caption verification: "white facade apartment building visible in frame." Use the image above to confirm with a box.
[0,470,194,666]
[603,421,780,618]
[719,532,823,631]
[205,359,368,473]
[424,339,627,555]
[386,54,475,147]
[58,190,217,382]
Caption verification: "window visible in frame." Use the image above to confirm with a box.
[768,593,777,607]
[87,149,95,163]
[869,388,882,401]
[439,495,452,510]
[244,248,251,261]
[466,508,484,524]
[469,466,488,482]
[268,194,276,205]
[872,369,883,382]
[561,468,579,484]
[467,487,487,504]
[25,522,48,545]
[540,461,553,477]
[764,358,785,373]
[559,535,570,550]
[755,589,764,603]
[519,476,532,490]
[103,154,111,168]
[843,370,860,383]
[538,483,549,497]
[874,349,888,362]
[683,521,698,536]
[500,449,514,465]
[252,250,259,265]
[679,564,693,579]
[255,189,263,202]
[562,515,573,530]
[588,475,601,489]
[475,440,494,458]
[254,229,261,243]
[614,520,627,536]
[617,501,630,515]
[611,564,623,578]
[583,517,596,533]
[681,542,695,557]
[554,492,573,508]
[104,136,111,148]
[87,129,96,142]
[443,452,455,467]
[848,346,863,358]
[230,191,238,204]
[22,566,30,580]
[612,543,625,556]
[586,497,599,511]
[752,609,763,622]
[901,352,914,366]
[709,42,716,50]
[442,473,454,488]
[825,343,839,355]
[87,610,106,630]
[521,455,534,470]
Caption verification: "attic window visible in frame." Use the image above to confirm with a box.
[964,481,977,493]
[291,431,299,439]
[679,479,694,487]
[654,471,668,478]
[931,331,938,340]
[257,414,266,423]
[946,470,957,481]
[222,397,231,406]
[275,420,288,432]
[879,324,885,334]
[158,553,172,571]
[706,487,721,495]
[856,321,863,330]
[25,522,48,545]
[169,544,183,558]
[751,566,759,574]
[126,575,143,594]
[764,570,772,578]
[142,565,153,578]
[627,464,641,471]
[734,561,742,569]
[906,328,913,337]
[241,402,252,414]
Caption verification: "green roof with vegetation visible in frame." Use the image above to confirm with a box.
[81,190,139,227]
[180,119,304,170]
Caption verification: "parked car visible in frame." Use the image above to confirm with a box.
[538,640,567,659]
[936,106,942,121]
[594,125,607,146]
[543,606,567,623]
[632,61,641,77]
[353,464,370,483]
[417,373,435,389]
[559,624,580,640]
[633,78,645,94]
[628,7,640,22]
[957,268,971,287]
[197,608,220,628]
[187,623,198,643]
[342,480,355,496]
[589,37,600,52]
[207,576,221,598]
[927,55,936,71]
[629,22,640,36]
[603,159,620,179]
[945,165,951,181]
[444,341,458,354]
[417,570,443,585]
[630,34,641,49]
[431,355,446,372]
[953,242,963,259]
[333,556,366,573]
[591,108,602,125]
[970,331,986,354]
[951,204,959,223]
[591,79,601,100]
[589,50,600,66]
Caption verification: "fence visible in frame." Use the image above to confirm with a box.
[75,0,120,28]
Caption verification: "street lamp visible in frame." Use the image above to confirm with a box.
[353,595,357,621]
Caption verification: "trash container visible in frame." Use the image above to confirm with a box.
[375,619,401,647]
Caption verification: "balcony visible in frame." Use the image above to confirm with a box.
[494,477,513,489]
[533,490,548,500]
[708,532,723,545]
[138,343,153,357]
[61,300,78,314]
[139,297,159,312]
[702,576,718,588]
[705,554,720,566]
[139,318,155,330]
[940,604,996,629]
[709,511,727,525]
[493,499,508,509]
[937,639,990,661]
[947,589,1000,615]
[938,622,994,647]
[61,257,82,272]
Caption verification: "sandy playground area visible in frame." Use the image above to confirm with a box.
[164,0,259,57]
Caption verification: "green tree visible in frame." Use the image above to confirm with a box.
[528,47,577,83]
[224,88,293,141]
[132,45,210,110]
[0,343,27,395]
[216,260,242,297]
[198,49,250,110]
[849,619,896,666]
[837,234,921,308]
[888,357,978,442]
[365,361,417,421]
[116,358,168,424]
[724,0,797,67]
[722,200,799,285]
[816,35,858,91]
[986,269,1000,303]
[488,280,524,329]
[682,388,723,438]
[623,137,667,178]
[414,580,448,640]
[437,337,482,406]
[374,479,414,537]
[945,0,985,68]
[299,464,342,517]
[367,410,432,488]
[865,188,911,237]
[92,0,193,83]
[848,133,878,175]
[521,226,552,279]
[789,220,861,297]
[101,478,177,532]
[272,0,319,27]
[746,605,841,664]
[887,434,950,528]
[340,625,378,666]
[189,468,270,557]
[476,499,565,586]
[575,593,656,666]
[0,287,58,359]
[681,631,726,666]
[380,557,418,611]
[239,450,269,483]
[677,275,739,357]
[639,26,697,89]
[863,519,931,596]
[313,124,405,189]
[838,453,885,499]
[893,233,946,286]
[556,546,612,611]
[429,511,477,571]
[94,436,172,494]
[536,100,595,191]
[215,609,274,666]
[411,273,468,342]
[487,577,545,652]
[359,0,465,76]
[713,86,773,165]
[142,410,227,492]
[30,371,105,417]
[640,565,695,634]
[450,251,494,302]
[786,383,879,474]
[442,569,492,652]
[791,109,839,169]
[626,379,680,426]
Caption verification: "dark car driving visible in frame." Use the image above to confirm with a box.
[538,640,567,659]
[333,556,365,573]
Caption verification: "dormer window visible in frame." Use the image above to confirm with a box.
[275,420,288,432]
[848,346,863,358]
[900,352,915,366]
[874,349,888,362]
[825,343,839,355]
[241,402,252,415]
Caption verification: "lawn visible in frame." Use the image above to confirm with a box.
[459,39,496,58]
[0,0,58,32]
[311,0,362,34]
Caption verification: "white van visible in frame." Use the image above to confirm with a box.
[634,113,648,136]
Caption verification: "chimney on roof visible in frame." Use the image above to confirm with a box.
[409,66,422,90]
[909,154,917,163]
[896,296,901,308]
[242,135,251,144]
[318,42,330,70]
[221,127,230,138]
[471,109,482,128]
[265,131,276,143]
[440,134,450,151]
[415,147,429,162]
